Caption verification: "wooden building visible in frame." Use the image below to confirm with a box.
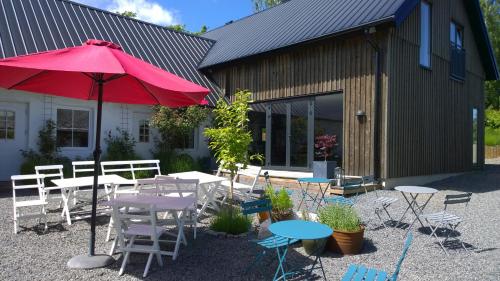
[200,0,498,185]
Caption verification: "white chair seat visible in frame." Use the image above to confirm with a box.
[421,211,462,224]
[125,224,166,236]
[16,200,47,207]
[374,196,398,206]
[221,181,253,192]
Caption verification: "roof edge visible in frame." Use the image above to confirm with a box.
[199,16,396,70]
[60,0,216,43]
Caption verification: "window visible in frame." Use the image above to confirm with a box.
[419,1,432,68]
[450,21,465,80]
[56,109,89,147]
[173,129,196,149]
[472,108,478,166]
[139,120,150,143]
[0,110,15,140]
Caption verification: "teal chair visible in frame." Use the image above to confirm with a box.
[241,199,299,274]
[341,233,413,281]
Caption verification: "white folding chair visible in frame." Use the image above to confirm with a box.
[421,192,472,254]
[155,176,199,239]
[112,202,164,277]
[35,165,65,208]
[72,161,95,203]
[362,175,399,229]
[220,164,262,201]
[11,174,48,234]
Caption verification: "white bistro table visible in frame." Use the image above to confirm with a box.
[169,171,226,217]
[102,195,195,260]
[52,175,131,225]
[395,185,438,233]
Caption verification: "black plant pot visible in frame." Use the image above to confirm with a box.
[313,161,337,179]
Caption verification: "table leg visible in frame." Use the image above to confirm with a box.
[297,182,306,210]
[396,192,413,228]
[61,187,73,225]
[273,240,289,281]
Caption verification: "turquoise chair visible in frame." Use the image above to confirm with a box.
[241,199,299,274]
[341,233,413,281]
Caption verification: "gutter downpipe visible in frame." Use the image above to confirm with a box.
[365,28,382,181]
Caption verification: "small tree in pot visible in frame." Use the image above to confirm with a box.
[313,134,338,178]
[264,187,294,221]
[318,204,364,255]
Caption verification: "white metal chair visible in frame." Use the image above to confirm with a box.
[219,164,262,201]
[112,202,164,277]
[11,174,48,233]
[71,161,96,203]
[35,165,65,208]
[420,192,472,254]
[361,175,400,229]
[154,176,199,239]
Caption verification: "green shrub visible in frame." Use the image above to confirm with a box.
[485,127,500,146]
[210,207,251,235]
[103,128,140,161]
[264,186,294,221]
[486,109,500,129]
[318,204,362,232]
[169,154,200,173]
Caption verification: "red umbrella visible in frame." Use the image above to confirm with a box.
[0,39,210,267]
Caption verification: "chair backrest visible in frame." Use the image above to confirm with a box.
[241,199,272,221]
[35,165,64,187]
[101,160,161,180]
[72,161,95,178]
[234,164,262,190]
[444,192,472,214]
[136,178,159,193]
[391,233,413,281]
[154,176,199,204]
[11,174,46,202]
[112,201,159,242]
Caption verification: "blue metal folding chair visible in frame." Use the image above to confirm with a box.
[241,199,299,274]
[341,233,413,281]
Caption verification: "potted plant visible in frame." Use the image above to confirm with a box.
[264,187,294,221]
[299,209,327,255]
[318,204,364,255]
[313,134,338,179]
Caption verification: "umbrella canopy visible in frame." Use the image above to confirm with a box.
[0,39,209,106]
[0,39,210,267]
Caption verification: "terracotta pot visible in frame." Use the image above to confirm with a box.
[326,226,365,255]
[258,211,270,222]
[272,210,294,222]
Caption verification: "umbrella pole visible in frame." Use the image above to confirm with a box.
[67,75,114,269]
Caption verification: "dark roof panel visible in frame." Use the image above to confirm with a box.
[200,0,407,68]
[0,0,222,104]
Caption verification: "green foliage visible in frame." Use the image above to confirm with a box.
[480,0,500,109]
[318,204,362,232]
[264,186,293,221]
[167,24,209,35]
[117,11,137,18]
[486,109,500,129]
[485,127,500,146]
[150,105,209,150]
[20,120,72,178]
[210,206,251,235]
[204,91,263,199]
[103,128,140,161]
[169,153,201,173]
[253,0,284,12]
[152,144,206,174]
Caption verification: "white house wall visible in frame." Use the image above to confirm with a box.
[0,89,210,180]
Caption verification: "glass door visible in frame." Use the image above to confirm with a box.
[270,104,287,166]
[290,100,309,167]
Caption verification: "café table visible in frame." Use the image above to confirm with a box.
[395,185,438,233]
[297,177,332,211]
[268,220,333,281]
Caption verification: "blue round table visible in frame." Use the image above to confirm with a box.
[268,220,333,281]
[297,177,333,211]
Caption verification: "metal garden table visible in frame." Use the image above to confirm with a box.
[268,220,333,281]
[297,177,333,211]
[395,186,438,233]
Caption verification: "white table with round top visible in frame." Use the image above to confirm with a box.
[395,186,438,233]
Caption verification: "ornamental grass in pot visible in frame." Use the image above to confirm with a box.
[318,203,364,255]
[264,187,294,221]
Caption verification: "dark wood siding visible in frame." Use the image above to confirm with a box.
[385,0,486,178]
[208,34,389,177]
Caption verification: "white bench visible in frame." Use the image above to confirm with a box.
[101,160,161,196]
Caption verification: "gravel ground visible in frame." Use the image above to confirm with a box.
[1,165,500,281]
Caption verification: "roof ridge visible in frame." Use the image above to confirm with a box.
[204,0,295,35]
[57,0,215,43]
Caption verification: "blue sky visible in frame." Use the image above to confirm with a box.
[74,0,254,32]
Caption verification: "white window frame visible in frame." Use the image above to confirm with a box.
[0,110,15,141]
[55,107,91,149]
[419,1,432,68]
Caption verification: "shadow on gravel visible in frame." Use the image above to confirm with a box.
[427,164,500,194]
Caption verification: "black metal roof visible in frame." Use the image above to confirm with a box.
[200,0,498,80]
[0,0,222,105]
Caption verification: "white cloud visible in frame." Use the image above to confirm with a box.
[74,0,179,26]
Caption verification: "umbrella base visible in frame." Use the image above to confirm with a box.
[67,254,115,269]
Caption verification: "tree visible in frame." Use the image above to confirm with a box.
[204,91,262,201]
[480,0,500,109]
[117,11,137,18]
[253,0,284,12]
[167,24,208,35]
